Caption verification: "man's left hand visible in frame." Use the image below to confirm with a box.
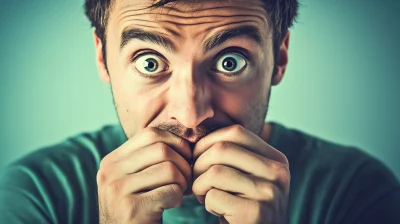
[192,125,290,224]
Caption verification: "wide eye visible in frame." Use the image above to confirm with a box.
[214,53,247,74]
[134,54,168,75]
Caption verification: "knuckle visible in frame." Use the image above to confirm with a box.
[154,188,169,202]
[159,185,183,209]
[156,184,180,202]
[143,184,183,211]
[168,184,183,206]
[138,193,165,214]
[256,181,275,201]
[96,169,107,185]
[97,163,114,185]
[168,184,182,196]
[163,161,177,172]
[273,150,289,168]
[228,124,245,136]
[208,164,224,177]
[213,141,230,153]
[271,162,290,185]
[106,181,123,197]
[281,154,290,167]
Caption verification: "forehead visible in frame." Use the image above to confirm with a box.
[108,0,271,41]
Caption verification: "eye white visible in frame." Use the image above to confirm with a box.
[215,53,246,74]
[134,54,167,75]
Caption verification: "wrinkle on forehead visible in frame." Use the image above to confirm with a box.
[109,0,270,38]
[115,2,268,25]
[108,0,272,55]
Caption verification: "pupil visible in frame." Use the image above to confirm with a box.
[223,57,237,71]
[145,58,158,72]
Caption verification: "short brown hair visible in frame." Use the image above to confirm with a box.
[84,0,299,66]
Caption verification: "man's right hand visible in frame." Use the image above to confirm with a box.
[96,127,192,224]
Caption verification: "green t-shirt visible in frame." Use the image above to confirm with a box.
[1,122,399,223]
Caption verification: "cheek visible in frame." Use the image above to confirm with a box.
[217,82,268,120]
[214,70,270,129]
[111,78,169,133]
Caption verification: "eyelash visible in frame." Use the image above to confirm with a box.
[130,50,170,79]
[130,49,165,63]
[130,47,251,78]
[212,47,251,77]
[214,47,251,61]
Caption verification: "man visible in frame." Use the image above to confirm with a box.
[0,0,399,223]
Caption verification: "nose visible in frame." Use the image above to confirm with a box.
[167,71,214,128]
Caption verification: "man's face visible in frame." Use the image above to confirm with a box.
[96,0,287,143]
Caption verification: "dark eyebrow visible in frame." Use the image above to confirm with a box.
[202,26,264,54]
[120,28,176,53]
[120,26,263,54]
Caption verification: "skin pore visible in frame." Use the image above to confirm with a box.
[94,0,289,147]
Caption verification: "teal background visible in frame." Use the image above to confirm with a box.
[0,0,399,179]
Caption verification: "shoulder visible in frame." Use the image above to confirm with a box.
[0,124,124,223]
[271,123,400,223]
[8,124,122,169]
[271,122,394,179]
[280,123,399,191]
[2,124,123,180]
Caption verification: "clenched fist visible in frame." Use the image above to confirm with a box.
[96,127,192,224]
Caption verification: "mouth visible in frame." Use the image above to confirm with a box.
[181,135,203,144]
[181,128,208,143]
[152,121,220,147]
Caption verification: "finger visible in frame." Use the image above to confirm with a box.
[98,143,192,188]
[105,127,192,164]
[193,142,290,192]
[113,161,188,197]
[193,124,288,166]
[204,188,262,224]
[122,184,183,223]
[192,165,279,202]
[140,183,184,210]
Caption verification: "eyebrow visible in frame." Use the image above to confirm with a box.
[120,28,176,53]
[120,25,264,54]
[202,25,264,54]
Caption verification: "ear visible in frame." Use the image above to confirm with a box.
[271,30,290,86]
[94,30,110,83]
